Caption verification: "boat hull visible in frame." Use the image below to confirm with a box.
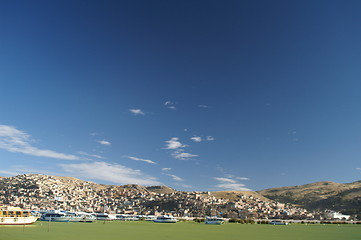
[0,216,38,225]
[205,217,225,225]
[153,218,177,223]
[205,221,224,225]
[269,221,288,225]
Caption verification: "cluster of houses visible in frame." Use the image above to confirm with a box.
[0,174,350,221]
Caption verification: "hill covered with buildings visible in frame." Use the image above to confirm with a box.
[0,174,359,220]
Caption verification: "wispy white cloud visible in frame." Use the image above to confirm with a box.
[214,175,251,191]
[224,173,250,181]
[236,177,250,181]
[356,168,361,171]
[164,137,198,160]
[190,136,202,142]
[214,177,236,183]
[206,136,214,141]
[77,151,104,159]
[124,156,156,164]
[198,105,210,108]
[60,161,160,185]
[0,165,56,176]
[288,131,299,142]
[164,101,177,110]
[162,173,183,181]
[165,137,186,149]
[214,183,250,191]
[0,125,81,160]
[0,170,19,176]
[90,132,101,136]
[97,140,111,146]
[162,168,172,171]
[129,109,145,115]
[172,150,198,160]
[179,184,193,188]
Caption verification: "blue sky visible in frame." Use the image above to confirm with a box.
[1,0,361,191]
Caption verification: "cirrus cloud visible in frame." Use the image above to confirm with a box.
[190,136,202,142]
[206,136,214,141]
[129,109,145,115]
[164,101,177,110]
[213,177,236,183]
[214,176,251,191]
[172,150,198,160]
[162,173,183,182]
[165,137,186,149]
[124,155,156,164]
[59,161,160,186]
[215,183,250,191]
[0,125,81,160]
[97,140,111,146]
[77,151,104,159]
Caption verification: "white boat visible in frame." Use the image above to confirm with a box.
[66,212,88,222]
[116,214,138,221]
[205,216,225,225]
[0,206,38,225]
[269,220,288,225]
[77,212,96,223]
[153,215,178,223]
[95,213,116,221]
[142,215,157,221]
[40,210,84,222]
[40,210,73,222]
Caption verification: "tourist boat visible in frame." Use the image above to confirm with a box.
[153,215,178,223]
[77,212,96,223]
[66,212,90,222]
[142,215,157,221]
[205,216,225,225]
[95,213,116,221]
[269,220,288,225]
[40,210,82,222]
[0,206,38,225]
[116,214,139,221]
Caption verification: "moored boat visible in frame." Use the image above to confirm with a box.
[153,215,178,223]
[95,213,116,221]
[40,210,74,222]
[269,220,288,225]
[116,214,138,221]
[0,206,38,225]
[142,215,157,221]
[205,216,225,225]
[40,210,96,223]
[77,212,96,222]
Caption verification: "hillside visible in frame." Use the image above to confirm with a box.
[206,191,269,201]
[0,174,316,219]
[146,185,176,194]
[1,174,360,219]
[258,181,361,215]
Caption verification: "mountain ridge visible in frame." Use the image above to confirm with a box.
[258,180,361,216]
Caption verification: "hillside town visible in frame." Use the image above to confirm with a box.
[0,174,351,221]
